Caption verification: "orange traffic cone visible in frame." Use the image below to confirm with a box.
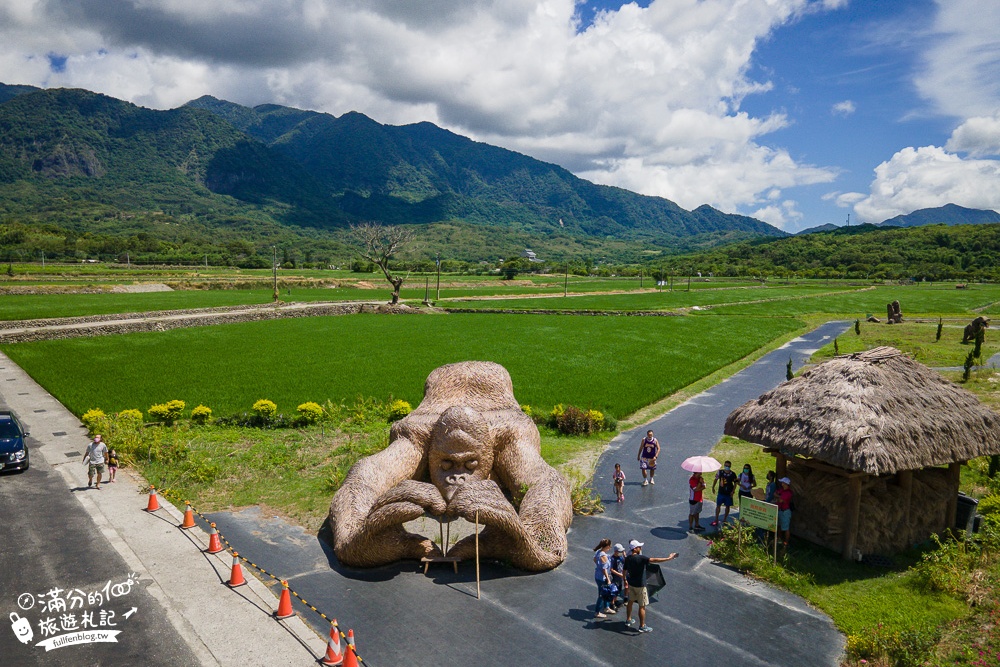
[180,502,196,530]
[346,628,355,651]
[205,523,224,554]
[227,552,247,588]
[320,620,344,666]
[274,580,293,619]
[144,486,160,512]
[342,643,359,667]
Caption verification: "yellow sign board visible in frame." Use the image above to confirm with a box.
[739,496,778,531]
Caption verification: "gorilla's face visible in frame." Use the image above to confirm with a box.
[429,429,493,502]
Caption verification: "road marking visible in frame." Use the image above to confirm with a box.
[689,560,827,620]
[453,585,607,667]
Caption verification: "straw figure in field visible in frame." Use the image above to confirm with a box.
[962,316,989,344]
[726,347,1000,559]
[329,361,573,571]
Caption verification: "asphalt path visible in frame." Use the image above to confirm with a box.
[0,451,199,665]
[209,321,851,667]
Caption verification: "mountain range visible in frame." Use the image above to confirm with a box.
[0,82,785,262]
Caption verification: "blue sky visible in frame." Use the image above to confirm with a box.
[0,0,998,232]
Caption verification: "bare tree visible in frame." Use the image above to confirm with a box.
[351,222,413,304]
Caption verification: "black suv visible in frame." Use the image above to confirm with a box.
[0,411,28,472]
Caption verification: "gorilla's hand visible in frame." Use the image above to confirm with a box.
[372,480,448,516]
[447,479,521,529]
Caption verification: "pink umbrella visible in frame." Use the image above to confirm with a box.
[681,456,721,473]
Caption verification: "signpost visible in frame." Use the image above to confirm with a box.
[738,495,779,562]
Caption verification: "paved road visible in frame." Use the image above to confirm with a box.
[0,448,199,665]
[209,321,851,667]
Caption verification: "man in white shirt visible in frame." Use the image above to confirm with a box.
[83,434,109,490]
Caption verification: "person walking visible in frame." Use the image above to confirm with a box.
[623,540,677,633]
[711,460,737,527]
[83,434,108,490]
[107,448,119,483]
[688,472,706,532]
[613,463,626,502]
[593,539,615,619]
[775,477,793,547]
[637,430,660,486]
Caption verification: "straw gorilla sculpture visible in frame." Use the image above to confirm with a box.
[329,361,573,572]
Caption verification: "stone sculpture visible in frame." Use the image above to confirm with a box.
[886,300,903,324]
[329,361,573,572]
[963,316,990,344]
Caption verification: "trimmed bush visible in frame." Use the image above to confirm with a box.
[252,399,278,421]
[297,402,324,425]
[148,400,185,425]
[117,408,143,424]
[81,408,107,434]
[387,399,412,422]
[191,405,213,425]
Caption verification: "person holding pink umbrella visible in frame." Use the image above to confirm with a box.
[681,456,720,533]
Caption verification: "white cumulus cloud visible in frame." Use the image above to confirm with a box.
[945,112,1000,157]
[0,0,842,215]
[831,100,855,116]
[853,145,1000,222]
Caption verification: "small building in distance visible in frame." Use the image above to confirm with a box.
[725,347,1000,559]
[522,248,542,263]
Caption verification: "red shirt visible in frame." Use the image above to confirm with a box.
[775,487,793,511]
[689,475,704,502]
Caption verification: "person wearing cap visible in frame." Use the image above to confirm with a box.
[775,477,793,546]
[623,539,677,633]
[609,543,627,611]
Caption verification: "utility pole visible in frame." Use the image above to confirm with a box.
[40,252,44,268]
[435,253,441,301]
[272,246,279,302]
[846,213,850,227]
[205,254,208,269]
[423,277,430,306]
[639,267,643,289]
[564,264,568,297]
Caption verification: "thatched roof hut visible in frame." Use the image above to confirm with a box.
[725,347,1000,559]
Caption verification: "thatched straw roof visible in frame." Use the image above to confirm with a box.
[724,347,1000,475]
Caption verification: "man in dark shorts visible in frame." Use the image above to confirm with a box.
[83,434,108,490]
[711,460,737,527]
[623,539,677,633]
[637,430,660,486]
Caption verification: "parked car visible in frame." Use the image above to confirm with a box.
[0,411,29,472]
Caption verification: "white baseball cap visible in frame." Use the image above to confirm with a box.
[628,539,644,550]
[613,543,625,553]
[779,477,791,485]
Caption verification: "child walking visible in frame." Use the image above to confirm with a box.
[108,448,119,483]
[613,463,626,502]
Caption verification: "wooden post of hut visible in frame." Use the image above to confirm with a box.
[842,474,864,560]
[945,462,963,532]
[896,470,913,532]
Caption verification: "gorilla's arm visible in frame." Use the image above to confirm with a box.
[330,436,444,567]
[448,419,572,571]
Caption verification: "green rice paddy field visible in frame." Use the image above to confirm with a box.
[1,313,802,419]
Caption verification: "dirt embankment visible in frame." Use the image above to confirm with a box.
[0,302,419,343]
